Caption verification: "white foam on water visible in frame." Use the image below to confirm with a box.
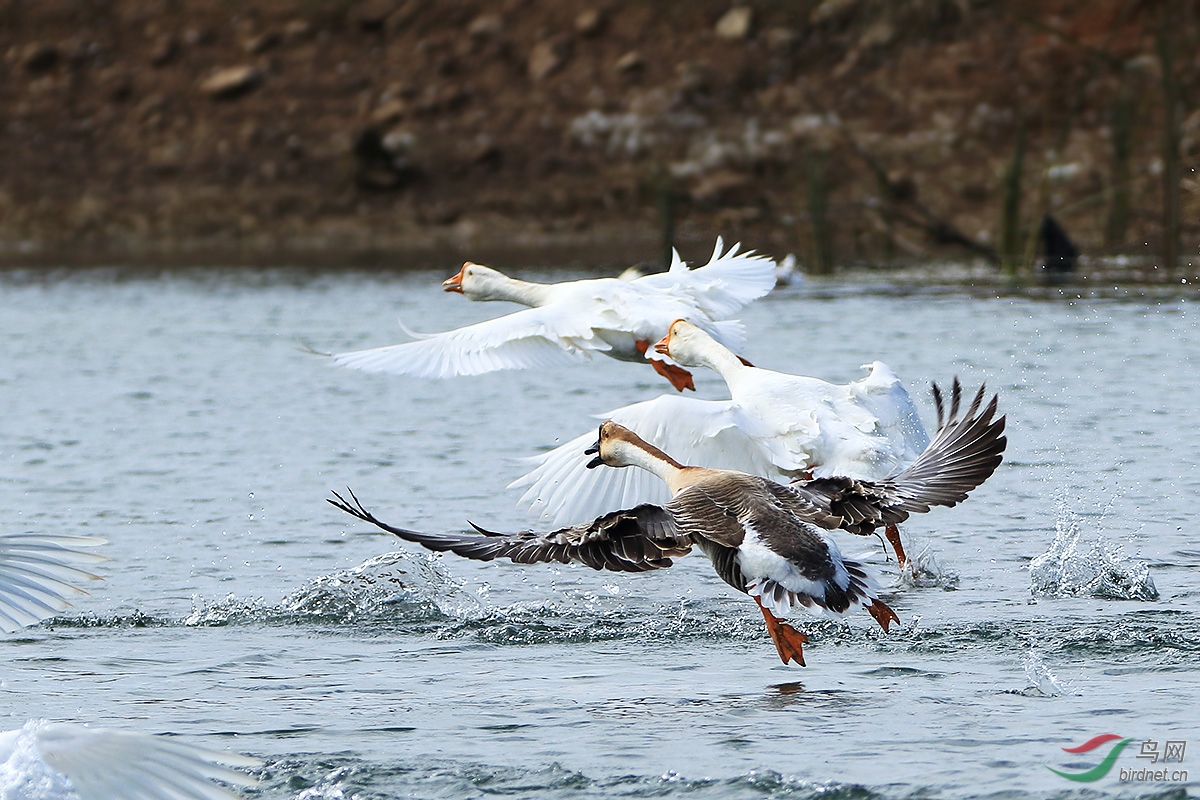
[1020,649,1074,697]
[1028,498,1158,601]
[281,550,480,619]
[893,538,960,590]
[0,721,74,800]
[184,550,481,626]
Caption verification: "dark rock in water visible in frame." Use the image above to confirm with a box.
[1039,214,1078,273]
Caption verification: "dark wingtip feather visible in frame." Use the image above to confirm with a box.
[327,488,369,522]
[882,380,1007,515]
[468,520,508,537]
[949,377,962,421]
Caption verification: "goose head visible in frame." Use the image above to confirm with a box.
[442,262,509,300]
[584,420,642,469]
[652,319,720,368]
[584,420,682,472]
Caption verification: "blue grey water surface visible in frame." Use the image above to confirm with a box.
[1,266,1198,800]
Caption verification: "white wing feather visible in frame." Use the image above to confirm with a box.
[636,238,778,319]
[725,362,930,481]
[0,533,106,634]
[849,360,930,460]
[510,395,781,526]
[332,304,610,377]
[9,720,259,800]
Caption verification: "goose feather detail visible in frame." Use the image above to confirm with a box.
[0,533,107,634]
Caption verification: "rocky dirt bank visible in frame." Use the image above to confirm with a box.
[1,0,1197,274]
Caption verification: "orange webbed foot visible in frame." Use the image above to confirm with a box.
[770,620,809,666]
[652,360,695,392]
[636,339,696,392]
[756,597,808,666]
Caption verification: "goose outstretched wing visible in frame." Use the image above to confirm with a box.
[329,490,692,572]
[510,394,781,526]
[775,380,1007,535]
[331,304,609,378]
[635,238,778,319]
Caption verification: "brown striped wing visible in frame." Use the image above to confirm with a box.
[328,490,692,572]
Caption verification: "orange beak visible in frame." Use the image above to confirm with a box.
[442,264,468,293]
[653,333,670,356]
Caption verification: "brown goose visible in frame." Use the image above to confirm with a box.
[329,380,1006,665]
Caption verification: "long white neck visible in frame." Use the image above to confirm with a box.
[610,439,687,493]
[473,274,554,307]
[681,336,747,382]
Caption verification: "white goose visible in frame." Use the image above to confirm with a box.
[0,532,106,633]
[0,719,259,800]
[332,239,776,392]
[512,320,929,564]
[329,380,1006,665]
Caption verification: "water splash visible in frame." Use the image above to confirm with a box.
[282,550,479,619]
[0,721,75,800]
[894,540,959,590]
[1020,649,1074,697]
[1029,501,1158,601]
[40,609,168,629]
[184,550,480,627]
[255,755,890,800]
[442,596,764,646]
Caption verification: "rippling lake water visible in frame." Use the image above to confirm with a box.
[2,266,1198,799]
